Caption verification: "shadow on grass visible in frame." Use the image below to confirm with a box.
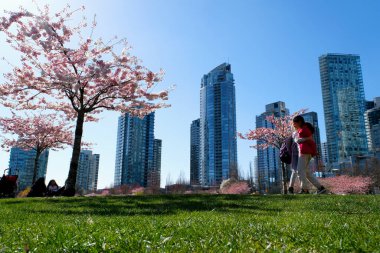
[3,194,291,217]
[4,194,375,217]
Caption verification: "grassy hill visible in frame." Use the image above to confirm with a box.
[0,195,379,252]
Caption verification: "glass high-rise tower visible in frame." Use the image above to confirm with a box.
[365,97,380,158]
[321,142,329,167]
[256,101,289,193]
[190,119,200,185]
[319,54,368,168]
[8,148,49,191]
[114,112,155,187]
[76,150,100,193]
[200,63,237,186]
[148,139,162,188]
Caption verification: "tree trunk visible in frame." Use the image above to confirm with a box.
[32,150,41,185]
[64,111,85,196]
[281,162,288,194]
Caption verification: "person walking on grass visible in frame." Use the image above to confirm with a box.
[287,130,301,194]
[292,115,327,194]
[288,126,316,194]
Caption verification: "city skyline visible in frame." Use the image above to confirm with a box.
[0,1,379,188]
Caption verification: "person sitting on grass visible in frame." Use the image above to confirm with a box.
[293,115,326,194]
[27,177,47,197]
[46,179,60,197]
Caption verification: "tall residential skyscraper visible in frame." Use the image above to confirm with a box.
[301,112,322,169]
[319,54,368,168]
[365,97,380,158]
[253,156,259,189]
[321,142,329,167]
[114,112,155,187]
[200,63,238,186]
[190,119,200,185]
[76,150,100,192]
[366,100,375,110]
[8,148,49,191]
[256,101,289,193]
[148,139,162,188]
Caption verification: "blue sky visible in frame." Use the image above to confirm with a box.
[0,0,379,188]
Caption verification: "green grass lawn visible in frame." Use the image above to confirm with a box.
[0,195,379,252]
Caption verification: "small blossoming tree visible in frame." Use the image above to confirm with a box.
[0,4,170,195]
[239,110,306,194]
[0,113,73,184]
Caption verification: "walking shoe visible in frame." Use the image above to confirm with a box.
[298,189,309,194]
[288,187,294,194]
[317,186,327,194]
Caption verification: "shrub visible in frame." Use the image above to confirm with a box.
[319,175,372,194]
[131,186,145,195]
[165,184,191,194]
[100,189,110,196]
[220,179,251,194]
[17,187,31,198]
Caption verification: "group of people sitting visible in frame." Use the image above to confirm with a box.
[27,178,63,197]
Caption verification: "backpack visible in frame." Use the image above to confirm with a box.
[280,137,293,164]
[305,122,315,134]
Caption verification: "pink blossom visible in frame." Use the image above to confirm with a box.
[319,176,372,194]
[0,4,171,194]
[239,110,307,149]
[0,112,73,184]
[0,112,73,152]
[239,109,307,194]
[101,189,110,196]
[220,181,251,194]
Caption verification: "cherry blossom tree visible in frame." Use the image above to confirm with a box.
[0,113,73,185]
[0,4,170,195]
[239,110,306,194]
